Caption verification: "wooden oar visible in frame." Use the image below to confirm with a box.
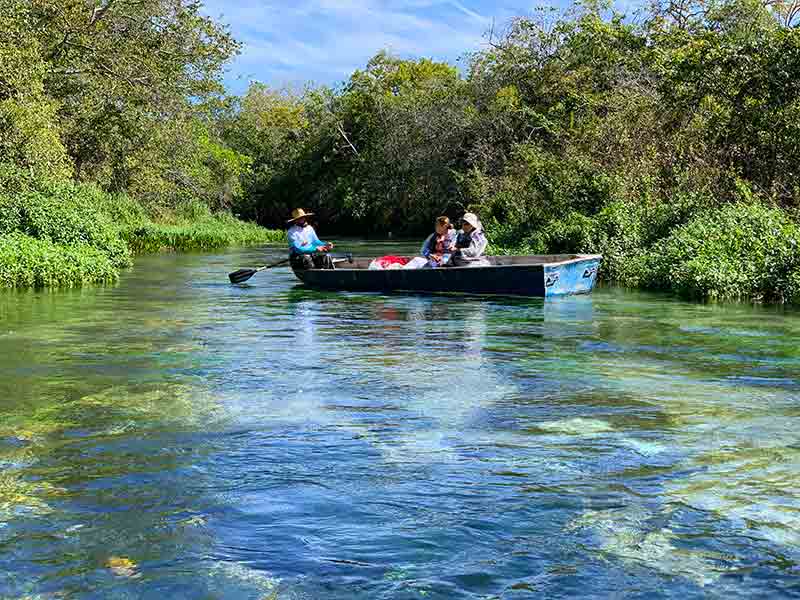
[228,257,290,284]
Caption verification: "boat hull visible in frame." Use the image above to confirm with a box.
[292,254,602,297]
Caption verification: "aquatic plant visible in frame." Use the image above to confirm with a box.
[122,215,284,254]
[0,232,120,288]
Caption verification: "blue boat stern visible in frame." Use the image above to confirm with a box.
[544,256,602,297]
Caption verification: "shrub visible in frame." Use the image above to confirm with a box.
[480,147,617,232]
[589,201,649,286]
[645,202,800,302]
[0,176,282,288]
[92,192,150,231]
[1,184,132,268]
[0,233,118,288]
[122,210,284,254]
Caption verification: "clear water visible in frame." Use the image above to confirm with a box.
[2,242,800,599]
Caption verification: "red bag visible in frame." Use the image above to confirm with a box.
[373,255,410,268]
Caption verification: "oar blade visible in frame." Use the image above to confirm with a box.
[229,268,257,284]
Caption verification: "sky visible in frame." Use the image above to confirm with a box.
[199,1,564,94]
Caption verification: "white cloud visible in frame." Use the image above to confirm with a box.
[200,0,546,93]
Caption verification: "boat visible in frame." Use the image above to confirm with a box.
[292,254,602,297]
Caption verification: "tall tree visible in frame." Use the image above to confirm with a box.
[0,0,72,180]
[29,0,240,197]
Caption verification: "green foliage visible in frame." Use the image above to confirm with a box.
[0,98,73,181]
[0,0,72,180]
[224,54,476,232]
[0,0,242,206]
[0,178,128,288]
[477,147,617,253]
[0,0,278,289]
[0,184,132,269]
[122,204,283,254]
[464,1,800,303]
[0,233,118,288]
[222,84,312,223]
[32,0,239,194]
[645,203,800,302]
[124,112,252,210]
[0,176,280,288]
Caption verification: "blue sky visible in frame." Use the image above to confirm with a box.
[200,1,568,94]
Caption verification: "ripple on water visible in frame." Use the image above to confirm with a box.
[2,249,800,598]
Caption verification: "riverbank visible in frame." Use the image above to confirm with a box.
[0,170,283,289]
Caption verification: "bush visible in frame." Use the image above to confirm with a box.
[478,148,620,258]
[0,233,118,288]
[0,184,132,268]
[0,175,282,288]
[91,192,150,231]
[122,218,283,254]
[645,202,800,302]
[587,201,649,286]
[122,201,284,253]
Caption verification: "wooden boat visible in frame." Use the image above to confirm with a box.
[292,254,602,297]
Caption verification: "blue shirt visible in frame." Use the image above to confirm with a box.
[288,224,326,254]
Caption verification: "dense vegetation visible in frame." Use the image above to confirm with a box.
[0,0,278,288]
[3,0,800,301]
[0,165,280,287]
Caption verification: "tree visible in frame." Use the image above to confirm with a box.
[0,0,72,180]
[28,0,240,199]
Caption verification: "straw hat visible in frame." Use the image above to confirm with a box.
[287,208,314,224]
[462,212,482,230]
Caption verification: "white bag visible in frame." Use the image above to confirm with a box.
[402,257,428,270]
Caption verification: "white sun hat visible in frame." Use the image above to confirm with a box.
[462,212,482,230]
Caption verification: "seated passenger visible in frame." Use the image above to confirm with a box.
[287,208,334,270]
[451,212,490,267]
[420,216,457,268]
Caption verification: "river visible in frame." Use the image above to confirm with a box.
[2,242,800,599]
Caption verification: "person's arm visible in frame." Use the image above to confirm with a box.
[309,228,329,251]
[461,232,488,258]
[446,230,457,251]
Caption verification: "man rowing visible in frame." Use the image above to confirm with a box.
[287,208,334,270]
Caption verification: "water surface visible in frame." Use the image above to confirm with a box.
[2,242,800,598]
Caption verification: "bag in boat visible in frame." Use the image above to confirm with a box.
[368,255,410,270]
[402,257,428,269]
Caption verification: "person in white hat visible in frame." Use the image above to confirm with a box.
[451,212,490,267]
[287,208,333,269]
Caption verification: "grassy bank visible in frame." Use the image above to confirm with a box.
[0,170,283,289]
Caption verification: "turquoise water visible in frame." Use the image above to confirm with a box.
[2,242,800,598]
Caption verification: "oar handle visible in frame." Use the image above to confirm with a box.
[234,253,349,282]
[259,257,291,270]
